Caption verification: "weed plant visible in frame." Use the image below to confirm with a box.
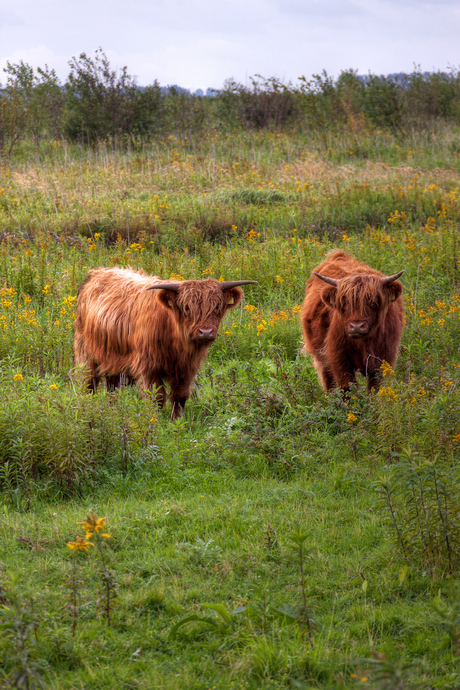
[0,122,459,687]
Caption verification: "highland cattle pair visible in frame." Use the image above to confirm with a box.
[74,250,404,416]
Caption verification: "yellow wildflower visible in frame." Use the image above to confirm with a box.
[378,386,399,401]
[347,412,358,423]
[13,374,23,381]
[380,360,395,377]
[49,384,58,390]
[68,536,93,552]
[77,512,111,540]
[245,229,260,242]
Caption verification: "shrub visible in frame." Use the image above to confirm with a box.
[217,75,298,130]
[64,48,162,144]
[374,450,460,574]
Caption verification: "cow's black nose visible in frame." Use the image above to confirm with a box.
[198,328,214,340]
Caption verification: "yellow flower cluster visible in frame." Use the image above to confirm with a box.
[269,309,297,326]
[440,376,454,392]
[417,296,460,327]
[366,227,395,247]
[388,209,408,226]
[76,512,111,541]
[245,229,261,242]
[380,361,395,377]
[125,242,145,254]
[377,387,398,402]
[423,216,436,233]
[67,535,94,552]
[87,237,97,252]
[148,194,169,222]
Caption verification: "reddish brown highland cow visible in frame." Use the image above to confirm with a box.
[74,268,256,418]
[301,250,404,392]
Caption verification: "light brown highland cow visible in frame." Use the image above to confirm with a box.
[301,250,404,393]
[74,268,256,418]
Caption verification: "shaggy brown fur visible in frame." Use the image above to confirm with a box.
[74,268,250,418]
[301,250,404,392]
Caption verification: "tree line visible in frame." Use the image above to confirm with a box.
[1,48,460,159]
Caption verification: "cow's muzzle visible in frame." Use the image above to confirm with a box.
[195,328,215,341]
[347,321,369,338]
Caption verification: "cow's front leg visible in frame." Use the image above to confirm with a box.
[105,373,131,391]
[170,380,191,420]
[367,371,382,393]
[330,361,355,393]
[313,357,335,392]
[171,399,187,420]
[85,361,101,393]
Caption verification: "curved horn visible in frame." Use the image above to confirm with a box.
[313,272,339,287]
[220,280,257,291]
[381,270,404,286]
[145,282,181,292]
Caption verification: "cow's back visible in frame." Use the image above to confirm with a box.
[75,268,164,363]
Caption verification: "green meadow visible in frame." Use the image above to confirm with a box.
[0,121,460,688]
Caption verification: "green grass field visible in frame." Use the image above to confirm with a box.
[0,124,460,689]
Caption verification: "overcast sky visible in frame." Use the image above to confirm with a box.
[0,0,459,92]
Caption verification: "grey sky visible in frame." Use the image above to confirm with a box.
[0,0,458,91]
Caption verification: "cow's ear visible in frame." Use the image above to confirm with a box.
[225,287,243,310]
[158,289,178,310]
[321,285,337,309]
[385,281,403,302]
